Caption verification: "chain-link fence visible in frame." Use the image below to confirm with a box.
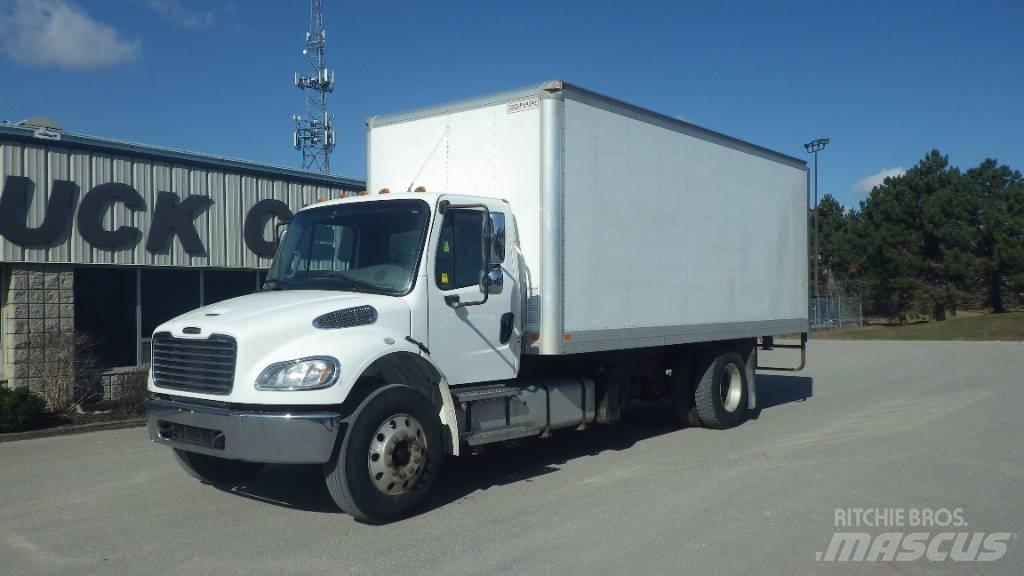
[810,296,863,330]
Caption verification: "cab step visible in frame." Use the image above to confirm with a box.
[451,382,520,403]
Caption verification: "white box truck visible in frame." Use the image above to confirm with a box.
[147,81,809,523]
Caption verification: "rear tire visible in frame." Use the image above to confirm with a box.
[174,449,264,486]
[324,386,444,524]
[693,350,749,429]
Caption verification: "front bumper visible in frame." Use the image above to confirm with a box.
[147,395,342,464]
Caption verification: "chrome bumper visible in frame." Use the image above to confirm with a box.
[147,396,342,464]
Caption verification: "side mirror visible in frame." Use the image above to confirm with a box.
[479,213,494,293]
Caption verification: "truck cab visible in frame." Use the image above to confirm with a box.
[149,192,531,522]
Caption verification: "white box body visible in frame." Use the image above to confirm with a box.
[368,81,808,355]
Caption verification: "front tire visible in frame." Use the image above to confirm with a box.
[324,386,444,524]
[693,350,749,429]
[174,449,264,486]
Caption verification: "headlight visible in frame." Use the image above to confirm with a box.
[255,357,340,391]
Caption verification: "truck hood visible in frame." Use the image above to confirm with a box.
[156,290,411,340]
[151,289,416,405]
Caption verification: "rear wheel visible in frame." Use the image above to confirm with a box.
[693,350,749,429]
[174,449,264,486]
[324,386,444,524]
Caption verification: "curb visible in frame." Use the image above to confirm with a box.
[0,418,146,443]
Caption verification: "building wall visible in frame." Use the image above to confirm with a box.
[0,140,357,268]
[0,126,365,398]
[0,263,74,391]
[0,263,266,398]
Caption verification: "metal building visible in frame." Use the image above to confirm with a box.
[0,120,364,391]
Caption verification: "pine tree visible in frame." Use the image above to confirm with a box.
[858,150,961,320]
[964,159,1024,312]
[859,177,922,321]
[811,194,851,295]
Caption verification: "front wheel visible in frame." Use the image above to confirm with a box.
[174,449,264,486]
[324,386,444,524]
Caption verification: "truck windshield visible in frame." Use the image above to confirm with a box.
[264,199,430,296]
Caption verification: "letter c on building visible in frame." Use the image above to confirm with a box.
[77,182,146,250]
[244,199,293,258]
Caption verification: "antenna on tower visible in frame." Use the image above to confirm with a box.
[293,0,335,174]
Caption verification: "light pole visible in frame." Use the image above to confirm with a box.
[804,138,829,302]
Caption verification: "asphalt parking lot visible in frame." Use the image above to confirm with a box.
[1,340,1022,576]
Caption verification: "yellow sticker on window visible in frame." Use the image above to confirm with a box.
[440,273,449,284]
[442,241,450,253]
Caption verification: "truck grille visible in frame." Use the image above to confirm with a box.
[151,332,237,395]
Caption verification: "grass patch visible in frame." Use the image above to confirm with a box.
[813,311,1024,341]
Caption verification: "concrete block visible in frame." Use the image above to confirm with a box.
[59,304,73,318]
[28,319,44,333]
[8,319,28,335]
[11,289,27,303]
[58,290,73,304]
[11,334,29,349]
[27,378,45,395]
[43,290,58,304]
[13,349,28,362]
[59,272,73,290]
[45,303,59,318]
[9,274,27,290]
[44,319,60,333]
[28,334,44,348]
[13,364,28,378]
[60,318,74,332]
[28,271,43,290]
[43,272,59,290]
[27,290,43,304]
[11,304,30,319]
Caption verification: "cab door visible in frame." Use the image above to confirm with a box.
[427,198,520,385]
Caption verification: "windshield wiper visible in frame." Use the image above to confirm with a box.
[321,272,387,294]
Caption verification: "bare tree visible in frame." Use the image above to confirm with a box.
[36,332,98,414]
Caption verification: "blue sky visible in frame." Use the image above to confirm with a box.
[1,0,1021,208]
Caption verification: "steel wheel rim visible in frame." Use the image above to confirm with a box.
[367,413,427,496]
[720,363,743,413]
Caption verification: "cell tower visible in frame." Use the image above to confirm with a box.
[292,0,335,174]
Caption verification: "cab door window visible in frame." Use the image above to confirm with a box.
[435,210,485,290]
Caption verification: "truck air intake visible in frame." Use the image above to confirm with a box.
[312,305,379,330]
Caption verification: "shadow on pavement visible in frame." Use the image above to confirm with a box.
[219,374,814,517]
[755,374,814,410]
